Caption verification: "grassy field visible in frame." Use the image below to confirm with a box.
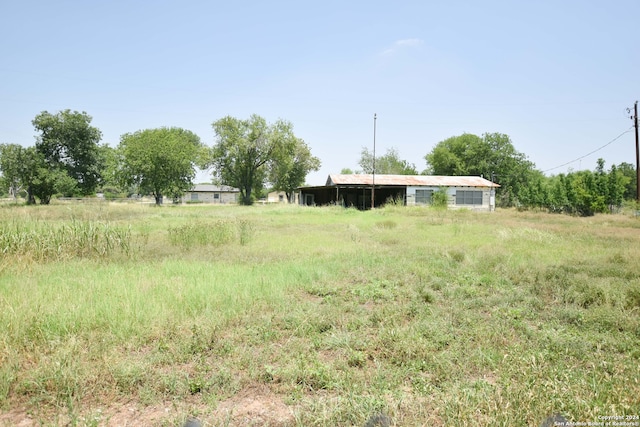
[0,202,639,426]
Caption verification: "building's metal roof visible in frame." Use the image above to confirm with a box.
[326,174,500,188]
[189,184,240,193]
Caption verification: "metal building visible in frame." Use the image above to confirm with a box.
[297,174,500,211]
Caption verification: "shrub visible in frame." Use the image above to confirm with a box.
[431,188,449,209]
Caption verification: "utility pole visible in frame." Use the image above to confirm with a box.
[635,101,640,202]
[626,101,639,202]
[371,113,377,209]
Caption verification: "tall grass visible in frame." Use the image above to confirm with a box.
[0,220,133,261]
[0,203,639,426]
[167,218,254,248]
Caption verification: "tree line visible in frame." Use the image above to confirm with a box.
[1,110,636,214]
[347,132,638,216]
[0,110,320,205]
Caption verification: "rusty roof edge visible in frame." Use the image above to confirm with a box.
[326,174,500,187]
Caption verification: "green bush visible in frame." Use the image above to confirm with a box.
[431,188,449,209]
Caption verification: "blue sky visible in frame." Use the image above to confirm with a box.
[1,0,639,185]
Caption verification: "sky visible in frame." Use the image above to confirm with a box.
[1,0,639,186]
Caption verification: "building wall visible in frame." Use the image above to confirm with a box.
[406,186,493,211]
[266,191,299,203]
[298,185,495,211]
[182,191,238,204]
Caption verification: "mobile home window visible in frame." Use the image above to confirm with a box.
[456,190,483,205]
[415,189,433,205]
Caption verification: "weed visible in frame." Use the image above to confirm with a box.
[375,220,397,229]
[237,218,254,245]
[625,283,640,310]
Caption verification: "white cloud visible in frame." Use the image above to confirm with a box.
[396,38,423,47]
[381,38,424,55]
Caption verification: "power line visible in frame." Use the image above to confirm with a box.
[542,127,633,173]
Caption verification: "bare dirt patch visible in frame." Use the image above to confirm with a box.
[1,389,295,426]
[1,402,179,427]
[210,385,295,427]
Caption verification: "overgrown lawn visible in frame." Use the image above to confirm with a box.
[0,202,638,426]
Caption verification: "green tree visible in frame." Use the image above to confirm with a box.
[0,144,25,199]
[32,110,103,196]
[516,169,547,210]
[118,127,205,205]
[21,147,69,205]
[0,145,62,204]
[606,164,626,211]
[616,162,637,201]
[96,144,128,198]
[572,170,606,216]
[269,138,320,202]
[211,115,305,205]
[425,132,536,207]
[424,133,482,175]
[547,174,569,213]
[359,147,418,175]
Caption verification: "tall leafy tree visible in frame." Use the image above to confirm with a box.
[0,143,25,199]
[358,147,418,175]
[606,164,627,211]
[0,143,77,204]
[425,132,536,207]
[547,174,570,213]
[269,138,320,202]
[32,110,103,196]
[21,147,69,205]
[118,127,205,205]
[424,133,482,176]
[96,144,129,198]
[211,115,308,205]
[616,162,637,201]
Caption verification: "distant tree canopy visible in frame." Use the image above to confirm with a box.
[615,162,638,201]
[32,110,103,198]
[117,127,205,205]
[517,159,633,216]
[0,110,104,204]
[211,115,318,205]
[425,132,536,207]
[268,137,320,202]
[0,143,25,199]
[359,147,418,175]
[1,109,636,215]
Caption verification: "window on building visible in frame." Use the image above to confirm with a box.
[214,193,220,200]
[415,189,433,205]
[455,190,483,205]
[190,193,198,201]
